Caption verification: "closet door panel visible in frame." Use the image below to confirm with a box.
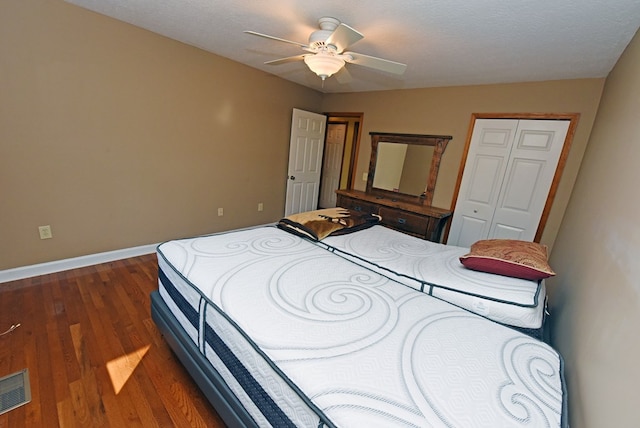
[449,118,570,247]
[489,158,545,239]
[448,119,518,247]
[491,223,527,240]
[454,215,490,246]
[490,120,570,241]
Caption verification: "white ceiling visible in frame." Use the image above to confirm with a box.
[65,0,640,93]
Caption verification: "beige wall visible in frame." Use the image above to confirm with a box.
[0,1,605,271]
[549,29,640,427]
[321,79,605,248]
[3,0,639,424]
[0,0,322,269]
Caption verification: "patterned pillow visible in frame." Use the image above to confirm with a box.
[459,239,555,281]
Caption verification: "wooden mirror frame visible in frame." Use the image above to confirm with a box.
[366,132,452,206]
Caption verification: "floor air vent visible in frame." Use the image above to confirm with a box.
[0,369,31,415]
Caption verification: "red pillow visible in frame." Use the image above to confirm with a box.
[459,239,555,281]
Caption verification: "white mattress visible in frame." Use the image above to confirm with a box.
[320,225,545,330]
[157,226,564,427]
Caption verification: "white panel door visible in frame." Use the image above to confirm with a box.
[318,123,346,208]
[489,120,570,240]
[448,119,519,247]
[448,119,569,247]
[285,108,327,216]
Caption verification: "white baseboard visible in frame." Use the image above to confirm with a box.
[0,224,278,284]
[0,244,158,284]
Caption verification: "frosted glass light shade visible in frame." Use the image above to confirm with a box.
[304,54,345,80]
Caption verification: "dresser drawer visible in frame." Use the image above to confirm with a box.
[379,207,429,236]
[335,189,452,242]
[337,195,378,214]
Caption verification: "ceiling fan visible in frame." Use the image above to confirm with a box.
[245,17,407,82]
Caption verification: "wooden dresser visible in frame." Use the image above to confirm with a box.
[336,189,452,242]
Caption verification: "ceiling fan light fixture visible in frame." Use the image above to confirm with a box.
[247,16,406,84]
[304,54,345,80]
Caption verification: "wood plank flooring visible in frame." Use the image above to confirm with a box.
[0,255,226,428]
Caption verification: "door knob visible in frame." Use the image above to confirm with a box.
[289,176,296,180]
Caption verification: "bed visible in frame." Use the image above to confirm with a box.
[313,225,548,338]
[151,225,567,427]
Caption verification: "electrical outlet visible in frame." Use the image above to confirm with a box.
[362,172,368,181]
[258,202,264,212]
[38,225,53,240]
[217,208,224,216]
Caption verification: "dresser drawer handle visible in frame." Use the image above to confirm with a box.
[397,218,406,224]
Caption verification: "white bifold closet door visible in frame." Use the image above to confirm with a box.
[448,119,570,248]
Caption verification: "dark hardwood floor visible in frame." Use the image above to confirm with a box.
[0,255,226,427]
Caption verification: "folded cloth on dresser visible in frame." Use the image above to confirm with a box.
[277,207,381,240]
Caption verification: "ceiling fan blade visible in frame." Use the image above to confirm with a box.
[244,31,309,49]
[335,67,353,84]
[264,55,306,65]
[325,23,363,53]
[344,52,407,75]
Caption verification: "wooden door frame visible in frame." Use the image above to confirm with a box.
[323,112,364,191]
[447,112,580,243]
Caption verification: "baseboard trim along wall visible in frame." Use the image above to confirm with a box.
[0,224,277,284]
[0,244,158,284]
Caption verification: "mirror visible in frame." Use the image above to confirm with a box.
[372,143,435,195]
[367,132,452,206]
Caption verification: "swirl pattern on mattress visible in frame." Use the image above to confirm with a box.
[319,225,545,329]
[157,226,564,427]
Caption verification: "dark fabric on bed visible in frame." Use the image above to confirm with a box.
[277,207,380,241]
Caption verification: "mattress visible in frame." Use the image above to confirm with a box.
[318,225,545,331]
[156,226,566,427]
